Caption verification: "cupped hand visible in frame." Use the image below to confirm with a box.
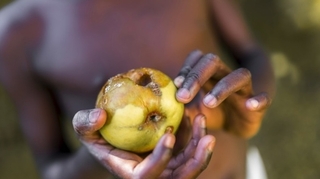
[72,108,215,179]
[174,50,272,138]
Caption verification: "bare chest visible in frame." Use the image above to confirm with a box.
[33,0,216,114]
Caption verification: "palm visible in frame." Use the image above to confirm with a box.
[73,109,215,179]
[221,91,266,138]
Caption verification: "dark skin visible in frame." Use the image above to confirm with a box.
[0,0,274,178]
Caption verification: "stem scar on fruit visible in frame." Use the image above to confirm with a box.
[165,126,174,133]
[138,111,165,131]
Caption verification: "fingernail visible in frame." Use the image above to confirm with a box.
[203,95,217,107]
[200,115,206,128]
[247,99,259,109]
[174,76,185,87]
[177,88,191,100]
[207,140,215,152]
[164,135,174,148]
[89,109,101,124]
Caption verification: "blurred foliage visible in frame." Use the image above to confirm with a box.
[241,0,320,179]
[280,0,320,30]
[0,0,12,7]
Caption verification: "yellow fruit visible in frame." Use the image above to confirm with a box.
[96,68,184,153]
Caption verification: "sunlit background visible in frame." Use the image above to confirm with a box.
[1,0,319,178]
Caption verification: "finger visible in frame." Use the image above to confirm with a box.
[87,145,142,179]
[174,50,203,88]
[176,54,228,103]
[172,115,192,155]
[93,134,174,179]
[172,135,215,179]
[203,68,252,108]
[168,114,207,169]
[246,92,272,111]
[72,108,107,140]
[133,133,175,179]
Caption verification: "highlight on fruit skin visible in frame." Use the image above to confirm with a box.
[96,68,184,153]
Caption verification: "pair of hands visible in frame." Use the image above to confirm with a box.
[72,50,271,179]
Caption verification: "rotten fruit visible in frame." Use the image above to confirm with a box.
[96,68,184,153]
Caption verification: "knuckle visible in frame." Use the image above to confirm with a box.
[179,65,192,76]
[209,88,223,100]
[202,54,222,73]
[204,53,220,63]
[238,68,252,79]
[188,71,201,80]
[184,71,201,87]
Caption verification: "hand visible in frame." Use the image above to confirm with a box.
[72,108,215,179]
[174,50,272,138]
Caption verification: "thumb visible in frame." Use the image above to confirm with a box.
[72,108,107,137]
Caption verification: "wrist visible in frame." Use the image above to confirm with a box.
[235,46,276,97]
[235,45,268,66]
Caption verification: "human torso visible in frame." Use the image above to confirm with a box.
[2,1,247,178]
[31,0,219,116]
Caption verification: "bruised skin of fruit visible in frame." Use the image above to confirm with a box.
[96,68,184,153]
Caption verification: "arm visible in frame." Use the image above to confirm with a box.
[209,0,275,97]
[0,5,110,179]
[0,4,215,179]
[173,1,275,138]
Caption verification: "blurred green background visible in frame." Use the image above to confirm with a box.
[1,0,320,178]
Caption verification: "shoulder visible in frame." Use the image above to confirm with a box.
[0,0,44,27]
[0,1,46,87]
[0,1,46,48]
[0,0,70,44]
